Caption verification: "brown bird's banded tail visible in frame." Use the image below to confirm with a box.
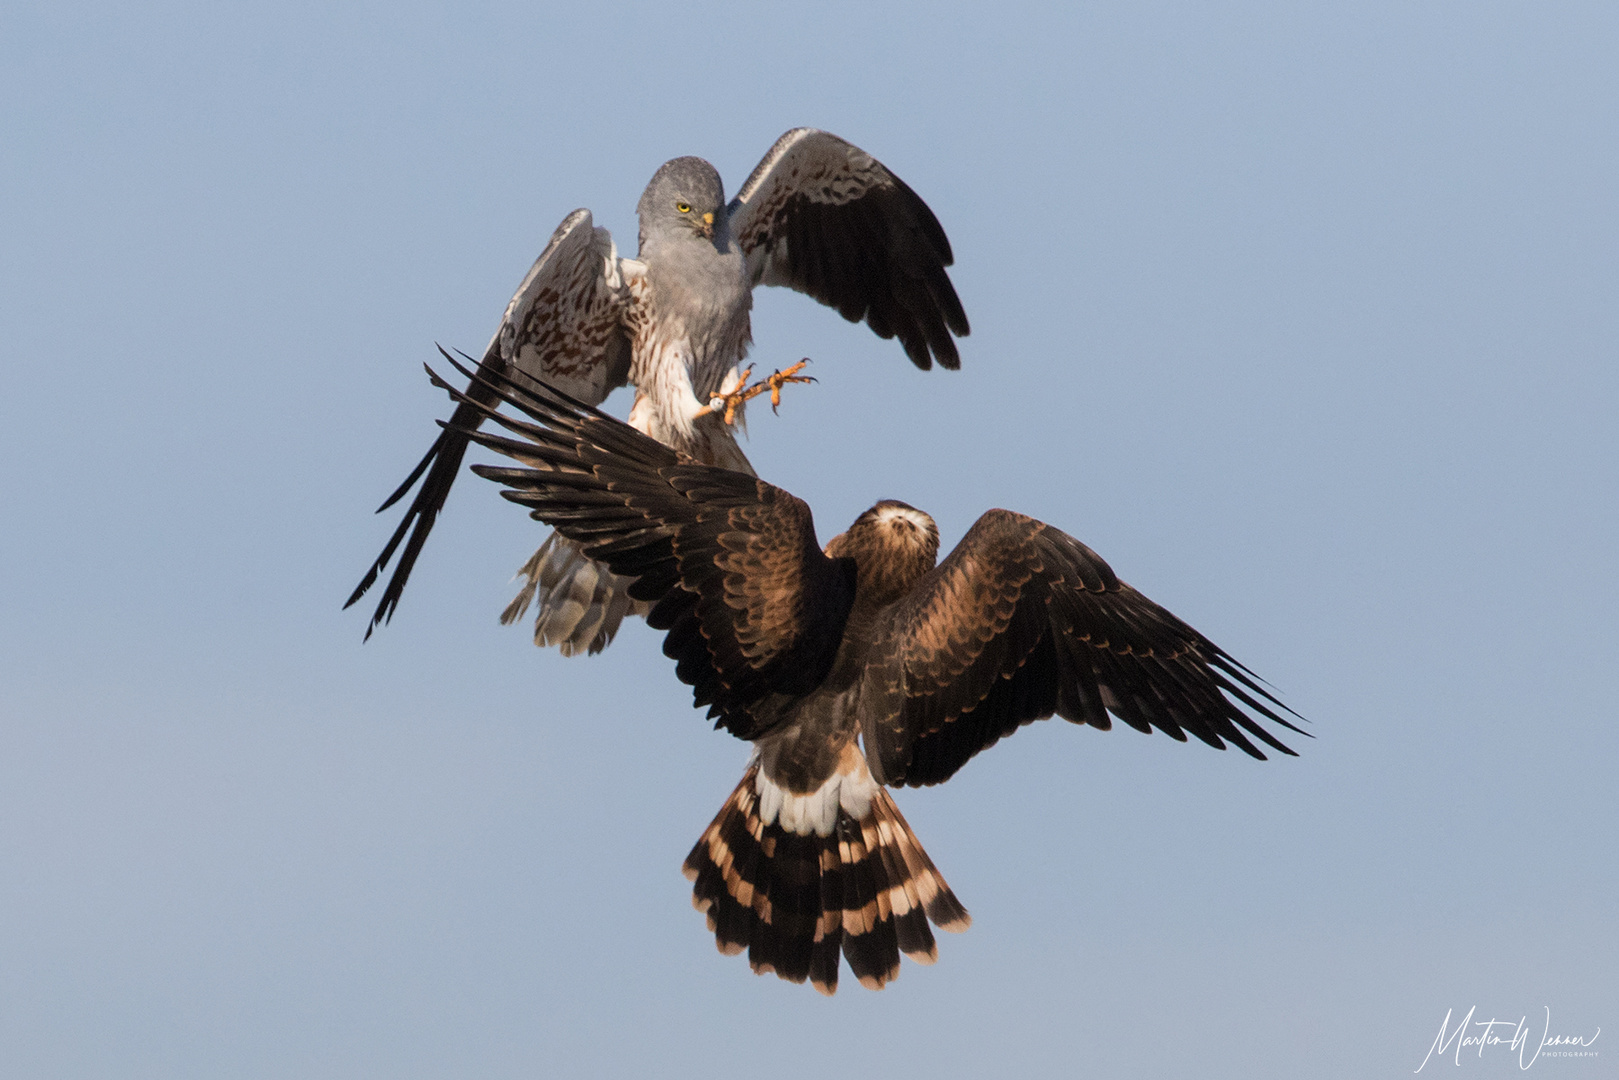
[684,761,970,995]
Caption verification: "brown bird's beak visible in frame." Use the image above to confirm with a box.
[699,211,714,239]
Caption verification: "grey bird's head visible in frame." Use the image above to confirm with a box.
[637,156,727,254]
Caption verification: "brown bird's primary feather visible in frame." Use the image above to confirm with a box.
[431,358,1305,992]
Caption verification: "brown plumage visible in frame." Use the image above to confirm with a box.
[430,357,1306,992]
[684,752,968,995]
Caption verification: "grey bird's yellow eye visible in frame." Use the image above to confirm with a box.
[676,202,691,213]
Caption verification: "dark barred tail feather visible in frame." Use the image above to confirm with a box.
[683,762,970,995]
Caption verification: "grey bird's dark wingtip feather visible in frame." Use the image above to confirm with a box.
[431,345,610,431]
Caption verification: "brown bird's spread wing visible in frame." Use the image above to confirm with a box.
[346,209,633,637]
[727,128,969,370]
[861,510,1305,787]
[433,356,855,739]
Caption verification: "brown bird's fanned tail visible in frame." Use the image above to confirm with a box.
[683,761,970,995]
[501,531,650,656]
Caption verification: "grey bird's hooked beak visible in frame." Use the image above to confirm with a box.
[698,210,714,239]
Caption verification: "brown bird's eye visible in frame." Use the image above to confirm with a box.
[676,202,691,213]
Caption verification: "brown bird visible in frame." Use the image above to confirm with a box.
[431,356,1304,995]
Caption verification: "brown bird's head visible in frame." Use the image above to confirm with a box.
[825,500,940,606]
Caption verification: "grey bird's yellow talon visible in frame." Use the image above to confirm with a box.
[763,358,816,414]
[709,359,815,425]
[708,364,757,425]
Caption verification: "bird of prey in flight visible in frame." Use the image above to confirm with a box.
[346,129,969,650]
[431,357,1305,995]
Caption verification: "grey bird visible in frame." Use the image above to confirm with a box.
[347,129,970,650]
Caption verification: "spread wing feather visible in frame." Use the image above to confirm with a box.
[345,209,633,637]
[431,356,854,739]
[862,511,1305,788]
[728,129,969,370]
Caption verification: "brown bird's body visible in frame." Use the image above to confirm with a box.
[683,503,970,990]
[430,357,1304,994]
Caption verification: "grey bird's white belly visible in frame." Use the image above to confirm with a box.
[622,251,756,472]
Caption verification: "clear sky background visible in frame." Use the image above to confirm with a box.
[3,2,1615,1077]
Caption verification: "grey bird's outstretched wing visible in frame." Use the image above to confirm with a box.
[346,209,633,637]
[858,512,1306,788]
[727,128,970,370]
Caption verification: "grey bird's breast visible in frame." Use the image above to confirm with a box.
[621,236,756,468]
[637,239,753,395]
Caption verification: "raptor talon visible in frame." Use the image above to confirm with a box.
[708,364,756,426]
[764,359,816,414]
[707,359,815,425]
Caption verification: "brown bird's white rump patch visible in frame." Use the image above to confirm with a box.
[756,742,878,837]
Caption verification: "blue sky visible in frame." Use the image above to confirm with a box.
[2,2,1615,1077]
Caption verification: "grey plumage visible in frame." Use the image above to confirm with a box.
[349,130,969,649]
[499,533,648,655]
